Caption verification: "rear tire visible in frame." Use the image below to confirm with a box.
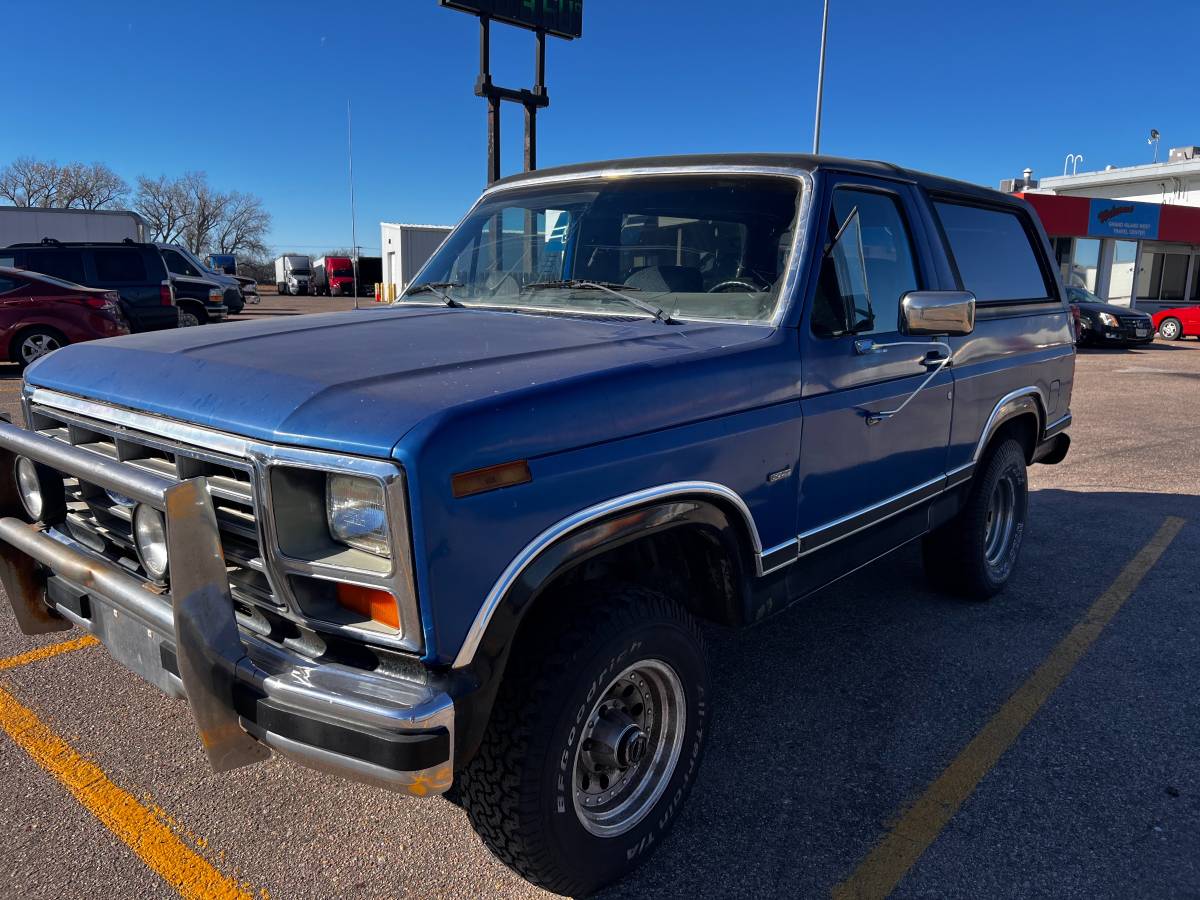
[458,583,709,896]
[12,326,66,369]
[923,438,1028,599]
[178,307,203,327]
[1158,317,1183,341]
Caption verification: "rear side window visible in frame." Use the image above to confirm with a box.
[24,249,86,285]
[0,275,22,295]
[934,202,1051,303]
[93,249,147,283]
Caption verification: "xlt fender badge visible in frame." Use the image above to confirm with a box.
[767,467,792,484]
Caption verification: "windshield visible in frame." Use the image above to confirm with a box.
[290,268,311,277]
[331,267,354,278]
[409,175,802,324]
[1067,286,1102,304]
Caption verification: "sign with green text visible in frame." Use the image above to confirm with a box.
[440,0,583,39]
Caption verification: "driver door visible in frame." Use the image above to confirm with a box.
[796,177,954,546]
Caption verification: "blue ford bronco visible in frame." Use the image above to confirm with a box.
[0,155,1073,895]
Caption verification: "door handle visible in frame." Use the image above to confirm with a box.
[864,340,954,426]
[922,348,949,369]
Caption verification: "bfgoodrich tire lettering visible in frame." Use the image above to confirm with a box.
[458,583,709,896]
[923,437,1028,599]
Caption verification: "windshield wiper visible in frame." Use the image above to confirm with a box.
[404,281,466,308]
[523,280,675,324]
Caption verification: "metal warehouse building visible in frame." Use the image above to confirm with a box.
[379,222,452,296]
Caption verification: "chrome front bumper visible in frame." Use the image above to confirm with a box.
[0,421,453,796]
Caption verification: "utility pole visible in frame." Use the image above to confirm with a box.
[347,99,359,308]
[812,0,829,155]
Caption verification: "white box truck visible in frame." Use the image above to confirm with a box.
[380,223,452,297]
[273,255,312,295]
[0,207,147,245]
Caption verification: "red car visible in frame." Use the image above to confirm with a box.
[1152,306,1200,341]
[0,266,130,368]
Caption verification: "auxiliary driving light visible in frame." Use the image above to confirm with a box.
[13,456,65,524]
[133,503,169,581]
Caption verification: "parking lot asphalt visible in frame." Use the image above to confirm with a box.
[1,303,1198,899]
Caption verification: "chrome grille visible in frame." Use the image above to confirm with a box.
[28,404,277,612]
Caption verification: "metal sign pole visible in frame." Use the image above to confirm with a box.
[347,98,359,309]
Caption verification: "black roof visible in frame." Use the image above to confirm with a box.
[492,153,1012,206]
[7,238,154,249]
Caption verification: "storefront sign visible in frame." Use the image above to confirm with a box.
[1088,199,1160,240]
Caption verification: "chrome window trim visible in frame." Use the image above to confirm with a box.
[413,165,818,330]
[452,480,766,669]
[26,387,423,655]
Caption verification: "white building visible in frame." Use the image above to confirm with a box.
[1007,146,1200,310]
[380,223,453,296]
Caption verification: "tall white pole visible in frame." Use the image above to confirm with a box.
[812,0,829,155]
[347,98,359,309]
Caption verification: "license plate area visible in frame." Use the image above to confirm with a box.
[48,576,184,699]
[1135,327,1149,337]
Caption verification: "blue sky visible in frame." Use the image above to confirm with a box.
[3,0,1196,255]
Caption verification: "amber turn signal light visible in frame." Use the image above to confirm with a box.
[451,460,532,498]
[335,582,400,629]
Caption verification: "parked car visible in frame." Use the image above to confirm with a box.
[312,256,355,296]
[0,155,1074,896]
[233,275,260,306]
[0,265,128,367]
[1066,286,1154,346]
[1150,305,1200,341]
[0,239,176,332]
[156,244,244,316]
[166,275,228,326]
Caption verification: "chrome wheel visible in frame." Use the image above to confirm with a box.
[20,332,61,364]
[1160,318,1181,340]
[984,471,1018,567]
[572,659,686,837]
[178,310,201,327]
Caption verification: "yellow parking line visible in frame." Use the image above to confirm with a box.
[833,515,1186,900]
[0,634,98,671]
[0,683,256,899]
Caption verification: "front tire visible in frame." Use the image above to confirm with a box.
[459,584,709,896]
[1158,317,1183,341]
[923,437,1028,599]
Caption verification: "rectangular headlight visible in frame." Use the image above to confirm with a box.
[326,474,391,558]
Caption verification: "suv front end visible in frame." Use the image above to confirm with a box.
[0,389,454,795]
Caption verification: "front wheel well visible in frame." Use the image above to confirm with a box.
[524,524,747,634]
[176,300,208,323]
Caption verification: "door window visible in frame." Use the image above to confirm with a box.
[162,249,200,277]
[93,249,147,283]
[0,276,23,295]
[810,187,919,337]
[23,249,86,285]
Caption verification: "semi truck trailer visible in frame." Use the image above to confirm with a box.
[273,255,312,295]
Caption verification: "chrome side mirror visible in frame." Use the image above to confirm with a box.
[900,290,976,336]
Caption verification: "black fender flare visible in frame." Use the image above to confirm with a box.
[448,493,757,766]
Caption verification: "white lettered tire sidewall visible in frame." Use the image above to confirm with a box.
[543,615,708,886]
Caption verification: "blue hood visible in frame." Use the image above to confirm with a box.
[26,306,777,458]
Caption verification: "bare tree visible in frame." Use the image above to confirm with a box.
[134,175,191,243]
[0,158,128,209]
[179,172,229,254]
[58,162,129,209]
[0,157,63,207]
[213,191,271,256]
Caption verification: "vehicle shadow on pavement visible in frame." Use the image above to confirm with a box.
[598,487,1200,900]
